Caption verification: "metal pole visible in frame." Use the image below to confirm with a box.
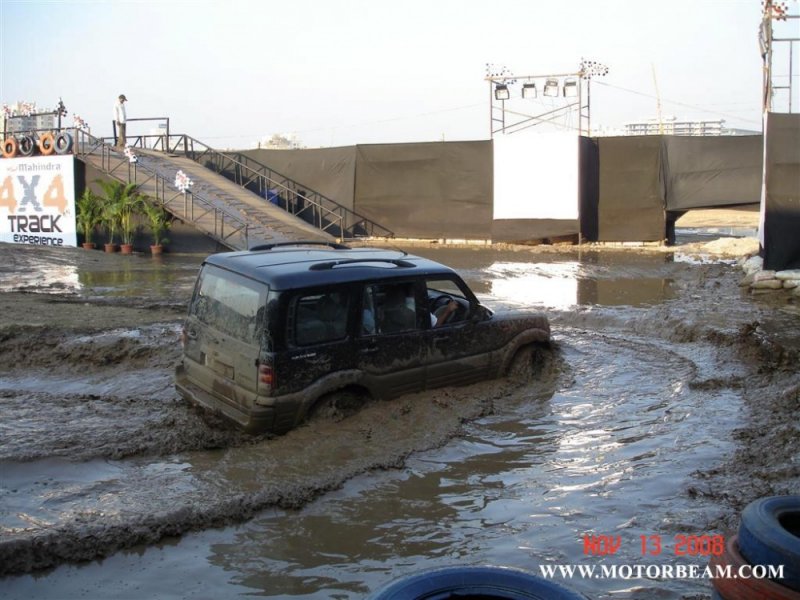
[488,81,493,139]
[790,40,794,113]
[586,79,591,136]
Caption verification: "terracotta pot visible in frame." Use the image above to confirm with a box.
[82,242,96,250]
[104,243,117,253]
[150,244,164,256]
[120,244,134,255]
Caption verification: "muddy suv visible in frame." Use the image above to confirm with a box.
[175,242,550,434]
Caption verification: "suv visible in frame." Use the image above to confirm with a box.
[175,242,550,434]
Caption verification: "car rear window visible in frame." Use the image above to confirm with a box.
[190,264,267,344]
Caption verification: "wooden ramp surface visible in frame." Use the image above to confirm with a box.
[81,147,333,250]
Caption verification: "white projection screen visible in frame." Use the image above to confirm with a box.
[493,132,579,221]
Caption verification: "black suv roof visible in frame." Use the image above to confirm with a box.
[205,242,457,290]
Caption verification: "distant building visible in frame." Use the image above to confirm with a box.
[622,116,759,137]
[2,102,56,135]
[257,133,303,150]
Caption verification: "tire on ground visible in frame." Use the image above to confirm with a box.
[308,389,367,423]
[737,495,800,591]
[368,565,586,600]
[710,535,800,600]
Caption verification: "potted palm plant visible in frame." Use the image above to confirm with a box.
[141,199,171,255]
[98,180,139,253]
[75,189,102,249]
[101,199,120,252]
[117,191,142,255]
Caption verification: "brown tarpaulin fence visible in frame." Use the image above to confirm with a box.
[597,136,667,242]
[354,141,493,239]
[595,134,764,242]
[763,113,800,271]
[663,135,763,211]
[243,147,357,211]
[238,134,771,244]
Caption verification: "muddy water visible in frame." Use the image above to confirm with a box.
[0,243,796,599]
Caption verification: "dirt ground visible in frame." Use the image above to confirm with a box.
[0,215,798,590]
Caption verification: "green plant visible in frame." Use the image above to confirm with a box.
[97,180,140,245]
[75,189,102,244]
[141,198,171,247]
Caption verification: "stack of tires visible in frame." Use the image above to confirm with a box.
[368,565,586,600]
[711,496,800,599]
[1,131,72,158]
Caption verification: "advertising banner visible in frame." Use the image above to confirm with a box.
[0,155,77,247]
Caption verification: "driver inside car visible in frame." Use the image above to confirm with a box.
[432,299,459,327]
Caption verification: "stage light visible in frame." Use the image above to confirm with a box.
[563,77,578,97]
[522,83,537,99]
[494,84,510,100]
[543,78,560,97]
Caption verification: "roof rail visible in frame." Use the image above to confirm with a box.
[249,241,351,251]
[309,258,415,271]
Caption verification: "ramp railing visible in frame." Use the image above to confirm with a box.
[75,128,250,249]
[111,128,393,240]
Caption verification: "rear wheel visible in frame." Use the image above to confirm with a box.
[308,390,368,423]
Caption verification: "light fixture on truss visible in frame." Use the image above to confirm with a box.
[494,84,510,100]
[543,78,560,97]
[521,82,537,99]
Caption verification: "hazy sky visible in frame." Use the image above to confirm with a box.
[1,0,797,148]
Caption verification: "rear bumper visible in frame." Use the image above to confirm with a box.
[175,364,275,433]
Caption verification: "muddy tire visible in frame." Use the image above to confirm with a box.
[506,342,551,383]
[308,390,367,423]
[738,495,800,591]
[369,565,585,599]
[710,535,800,600]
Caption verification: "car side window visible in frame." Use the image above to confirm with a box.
[426,277,470,327]
[293,290,349,346]
[367,282,418,334]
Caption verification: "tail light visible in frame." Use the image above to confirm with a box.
[258,363,274,394]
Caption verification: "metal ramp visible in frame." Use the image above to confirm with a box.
[73,130,371,251]
[155,134,393,241]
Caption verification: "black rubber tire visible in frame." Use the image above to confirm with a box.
[308,390,366,423]
[54,131,73,154]
[17,135,35,157]
[368,565,586,600]
[738,495,800,592]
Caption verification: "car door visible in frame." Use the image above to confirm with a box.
[353,281,427,399]
[421,276,493,389]
[280,286,355,394]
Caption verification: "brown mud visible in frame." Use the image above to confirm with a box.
[0,239,798,599]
